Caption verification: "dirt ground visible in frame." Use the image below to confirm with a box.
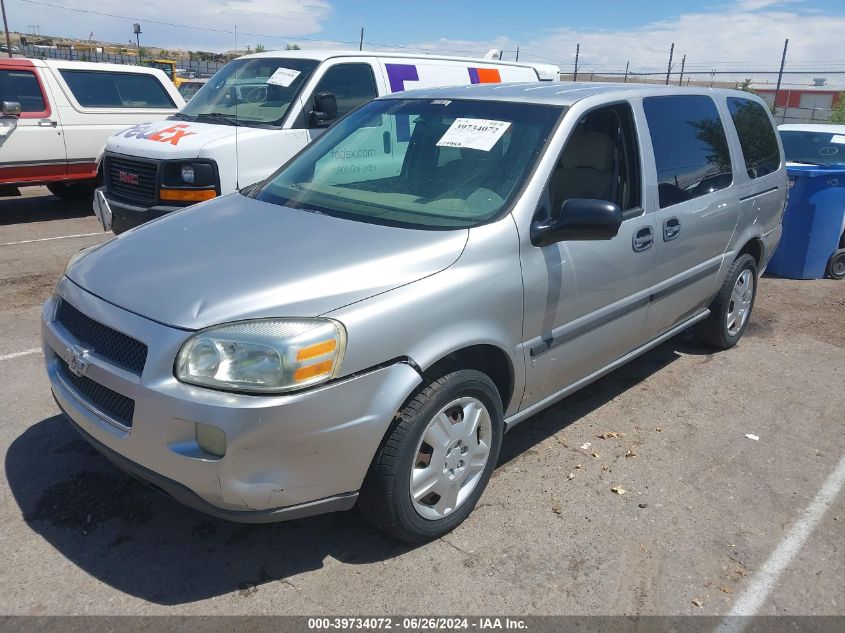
[0,187,842,617]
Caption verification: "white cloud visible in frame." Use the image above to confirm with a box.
[385,6,845,77]
[11,0,333,50]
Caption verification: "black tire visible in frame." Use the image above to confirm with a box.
[47,181,96,201]
[695,253,758,350]
[826,249,845,280]
[358,369,504,543]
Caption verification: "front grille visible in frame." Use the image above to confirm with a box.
[55,299,148,375]
[107,155,159,205]
[56,357,135,428]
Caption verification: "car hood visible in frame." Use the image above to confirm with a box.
[67,195,468,330]
[106,119,265,160]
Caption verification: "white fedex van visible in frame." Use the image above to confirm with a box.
[97,50,550,233]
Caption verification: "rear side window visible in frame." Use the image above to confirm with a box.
[644,95,733,208]
[0,69,46,112]
[727,97,780,179]
[59,70,175,108]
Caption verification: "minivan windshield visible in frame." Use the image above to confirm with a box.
[179,57,319,127]
[781,129,845,167]
[255,98,562,229]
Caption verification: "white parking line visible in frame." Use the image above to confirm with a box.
[0,348,42,361]
[716,455,845,632]
[0,232,103,247]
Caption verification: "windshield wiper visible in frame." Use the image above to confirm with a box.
[193,112,239,126]
[169,112,194,121]
[788,159,822,165]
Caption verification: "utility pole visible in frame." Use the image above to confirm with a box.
[515,45,519,62]
[775,38,789,109]
[133,23,141,61]
[623,60,629,83]
[665,42,674,85]
[233,25,237,53]
[1,0,13,58]
[359,27,364,51]
[573,42,580,82]
[678,54,686,86]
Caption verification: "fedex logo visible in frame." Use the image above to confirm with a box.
[121,123,196,146]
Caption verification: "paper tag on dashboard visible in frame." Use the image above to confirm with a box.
[266,67,301,87]
[436,118,511,152]
[830,134,845,145]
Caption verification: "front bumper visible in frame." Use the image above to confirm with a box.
[106,195,182,234]
[42,277,422,521]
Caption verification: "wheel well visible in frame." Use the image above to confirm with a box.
[738,238,764,268]
[424,345,515,411]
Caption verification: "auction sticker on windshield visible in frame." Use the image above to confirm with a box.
[436,118,511,152]
[266,67,301,88]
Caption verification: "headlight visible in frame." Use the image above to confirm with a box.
[175,318,346,393]
[161,161,216,187]
[180,165,195,184]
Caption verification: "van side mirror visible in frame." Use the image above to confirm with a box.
[531,198,623,247]
[309,92,338,128]
[1,101,22,117]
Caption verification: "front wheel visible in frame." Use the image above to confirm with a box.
[359,369,504,543]
[695,253,757,350]
[47,181,96,201]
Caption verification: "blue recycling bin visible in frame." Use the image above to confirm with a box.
[766,165,845,279]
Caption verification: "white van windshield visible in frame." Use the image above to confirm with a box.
[255,98,563,229]
[179,57,319,127]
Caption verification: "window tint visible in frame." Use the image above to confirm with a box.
[308,63,377,127]
[59,70,175,108]
[548,102,641,215]
[727,97,780,178]
[0,69,46,112]
[644,95,733,208]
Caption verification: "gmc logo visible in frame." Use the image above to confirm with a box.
[118,171,139,185]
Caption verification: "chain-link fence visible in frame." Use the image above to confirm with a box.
[19,45,227,77]
[564,68,845,124]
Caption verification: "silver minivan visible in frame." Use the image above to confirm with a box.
[42,83,786,542]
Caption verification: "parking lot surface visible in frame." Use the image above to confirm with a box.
[1,187,843,616]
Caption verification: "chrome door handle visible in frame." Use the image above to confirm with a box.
[38,119,58,127]
[632,226,654,252]
[663,217,681,241]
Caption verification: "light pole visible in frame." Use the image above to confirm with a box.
[133,23,142,62]
[1,0,14,58]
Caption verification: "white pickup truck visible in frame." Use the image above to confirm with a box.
[96,50,554,233]
[0,58,184,199]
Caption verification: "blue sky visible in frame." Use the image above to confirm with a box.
[8,0,845,70]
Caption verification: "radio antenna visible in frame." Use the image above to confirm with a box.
[233,26,240,191]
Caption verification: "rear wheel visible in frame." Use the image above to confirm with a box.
[47,181,96,201]
[359,369,503,543]
[695,253,757,350]
[826,249,845,280]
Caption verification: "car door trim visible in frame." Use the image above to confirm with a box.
[528,258,721,358]
[739,186,780,202]
[649,259,721,303]
[512,308,711,428]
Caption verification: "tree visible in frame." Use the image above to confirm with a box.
[254,43,266,53]
[285,43,300,50]
[831,93,845,124]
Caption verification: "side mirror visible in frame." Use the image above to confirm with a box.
[308,92,338,128]
[1,101,22,117]
[531,198,622,247]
